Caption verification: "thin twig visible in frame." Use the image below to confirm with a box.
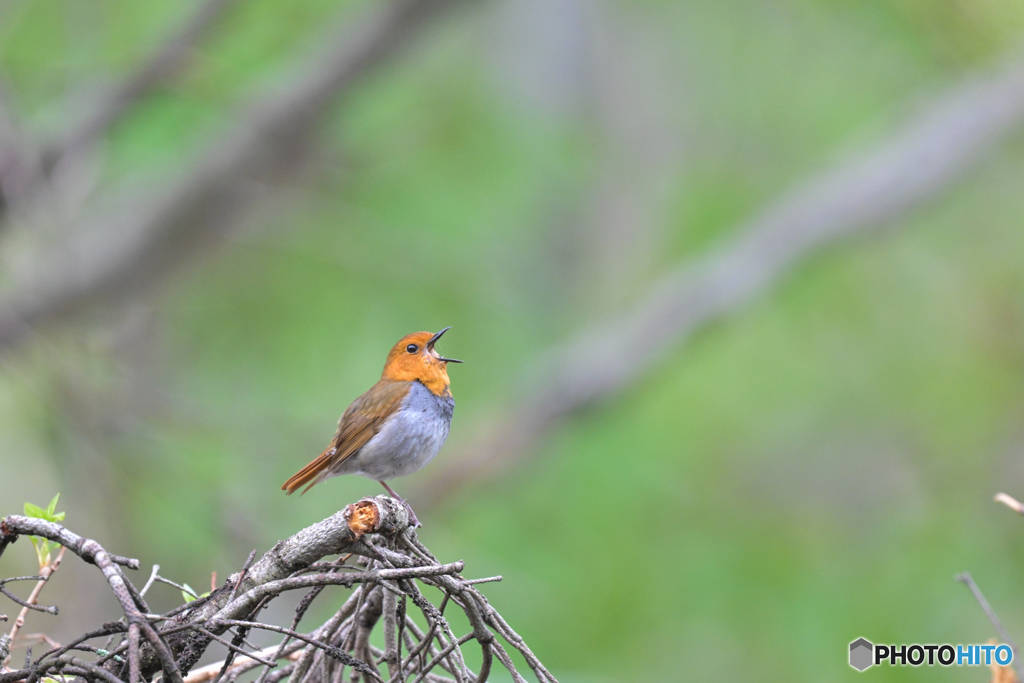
[229,550,258,603]
[65,656,125,683]
[191,626,276,667]
[461,577,501,586]
[7,633,59,650]
[153,576,199,598]
[382,585,399,681]
[215,620,383,683]
[3,548,66,670]
[127,621,141,683]
[486,641,527,683]
[956,572,1024,682]
[409,634,473,683]
[184,640,304,683]
[76,538,183,683]
[217,563,464,622]
[32,622,126,669]
[280,588,360,683]
[140,565,161,597]
[0,579,57,614]
[0,518,139,569]
[995,493,1024,516]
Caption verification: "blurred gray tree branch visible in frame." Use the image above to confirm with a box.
[46,0,236,168]
[0,0,470,348]
[416,48,1024,507]
[1,0,1024,509]
[0,0,237,225]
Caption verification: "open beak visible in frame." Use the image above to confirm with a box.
[427,326,463,363]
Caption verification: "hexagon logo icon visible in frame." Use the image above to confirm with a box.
[850,638,873,671]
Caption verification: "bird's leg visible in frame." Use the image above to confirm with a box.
[378,480,420,528]
[379,480,402,499]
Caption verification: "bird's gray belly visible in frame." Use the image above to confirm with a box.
[341,383,453,481]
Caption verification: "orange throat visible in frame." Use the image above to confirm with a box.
[382,360,451,396]
[380,331,454,397]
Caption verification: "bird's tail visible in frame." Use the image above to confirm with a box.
[281,447,333,495]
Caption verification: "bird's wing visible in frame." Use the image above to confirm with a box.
[281,380,411,494]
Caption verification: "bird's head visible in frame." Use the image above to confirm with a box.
[382,327,462,395]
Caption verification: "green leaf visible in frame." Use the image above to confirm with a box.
[181,584,198,603]
[24,495,65,523]
[22,494,65,569]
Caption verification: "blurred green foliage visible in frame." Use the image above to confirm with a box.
[2,0,1024,681]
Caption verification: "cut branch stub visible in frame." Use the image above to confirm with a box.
[345,496,408,539]
[345,500,379,540]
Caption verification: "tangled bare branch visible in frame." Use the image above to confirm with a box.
[0,496,554,683]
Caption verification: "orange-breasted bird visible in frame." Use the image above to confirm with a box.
[281,328,461,523]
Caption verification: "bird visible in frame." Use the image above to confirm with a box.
[281,327,462,524]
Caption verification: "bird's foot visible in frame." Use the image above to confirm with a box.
[404,503,421,529]
[379,480,421,528]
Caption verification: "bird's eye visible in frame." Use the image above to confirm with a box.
[406,344,418,354]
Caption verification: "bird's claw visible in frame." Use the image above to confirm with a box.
[378,481,421,528]
[404,502,421,528]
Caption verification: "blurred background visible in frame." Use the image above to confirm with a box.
[2,0,1024,680]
